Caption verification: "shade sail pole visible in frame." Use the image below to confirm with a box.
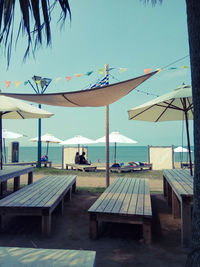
[105,64,110,187]
[0,113,2,169]
[185,110,193,176]
[114,142,116,164]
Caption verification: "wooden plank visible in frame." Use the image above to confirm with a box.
[127,179,140,215]
[143,179,152,216]
[119,178,137,214]
[135,179,145,215]
[0,246,96,267]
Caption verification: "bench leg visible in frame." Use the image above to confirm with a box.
[181,200,192,247]
[65,188,72,201]
[143,220,152,245]
[172,191,181,219]
[0,181,7,196]
[28,171,33,184]
[163,177,167,197]
[72,182,76,193]
[89,213,98,239]
[167,183,172,206]
[42,214,51,236]
[14,176,20,191]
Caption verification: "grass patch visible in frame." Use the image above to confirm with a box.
[33,167,163,180]
[77,186,106,193]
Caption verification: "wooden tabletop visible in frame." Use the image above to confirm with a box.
[163,169,193,198]
[0,246,96,267]
[88,177,152,217]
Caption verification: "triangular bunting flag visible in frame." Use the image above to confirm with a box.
[35,80,41,86]
[24,81,29,85]
[169,67,177,70]
[144,68,151,74]
[181,66,189,69]
[98,68,104,75]
[56,77,62,83]
[66,76,72,81]
[5,81,11,88]
[15,81,20,88]
[119,68,127,74]
[86,71,93,76]
[156,68,162,74]
[75,74,82,78]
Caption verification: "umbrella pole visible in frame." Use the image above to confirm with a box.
[3,138,6,164]
[184,110,193,175]
[114,142,116,164]
[106,105,109,187]
[0,113,2,169]
[46,142,49,156]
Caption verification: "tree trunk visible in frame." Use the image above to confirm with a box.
[185,1,200,266]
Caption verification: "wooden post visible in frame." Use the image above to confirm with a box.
[105,64,110,187]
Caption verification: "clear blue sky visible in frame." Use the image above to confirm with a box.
[1,0,192,147]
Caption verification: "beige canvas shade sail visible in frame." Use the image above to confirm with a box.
[0,71,157,107]
[128,84,193,174]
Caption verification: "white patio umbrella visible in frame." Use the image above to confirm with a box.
[96,131,137,163]
[174,146,190,166]
[2,129,26,164]
[30,133,63,156]
[0,95,53,169]
[128,84,193,174]
[60,135,96,154]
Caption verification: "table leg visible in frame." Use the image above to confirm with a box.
[143,220,152,244]
[172,191,181,219]
[72,182,76,193]
[167,183,172,206]
[42,214,51,236]
[89,213,98,239]
[28,171,33,184]
[14,176,20,191]
[181,199,192,247]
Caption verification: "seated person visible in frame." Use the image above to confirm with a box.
[74,152,80,164]
[41,155,48,162]
[79,152,90,165]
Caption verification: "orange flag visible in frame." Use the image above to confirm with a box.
[75,73,82,78]
[5,81,11,88]
[144,68,151,74]
[66,76,72,81]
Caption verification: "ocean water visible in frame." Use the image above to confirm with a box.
[4,145,194,164]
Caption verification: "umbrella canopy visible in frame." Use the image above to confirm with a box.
[128,84,193,174]
[30,133,62,156]
[96,131,137,163]
[174,146,189,153]
[0,95,53,169]
[60,135,96,145]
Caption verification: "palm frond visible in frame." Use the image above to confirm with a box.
[0,0,71,67]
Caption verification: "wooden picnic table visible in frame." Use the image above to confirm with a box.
[0,175,76,236]
[163,169,193,247]
[5,161,52,168]
[88,177,152,244]
[0,246,96,267]
[0,165,34,195]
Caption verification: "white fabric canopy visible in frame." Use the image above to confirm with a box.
[2,129,24,139]
[174,146,189,153]
[60,135,96,145]
[96,131,137,144]
[0,72,157,107]
[30,133,62,143]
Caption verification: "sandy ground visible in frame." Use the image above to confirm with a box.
[0,172,188,266]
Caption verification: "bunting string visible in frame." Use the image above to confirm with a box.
[2,55,190,89]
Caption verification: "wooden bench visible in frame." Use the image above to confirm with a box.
[0,165,34,195]
[0,175,76,236]
[66,163,97,172]
[163,169,193,247]
[110,164,152,173]
[88,177,152,244]
[5,161,52,168]
[0,246,96,267]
